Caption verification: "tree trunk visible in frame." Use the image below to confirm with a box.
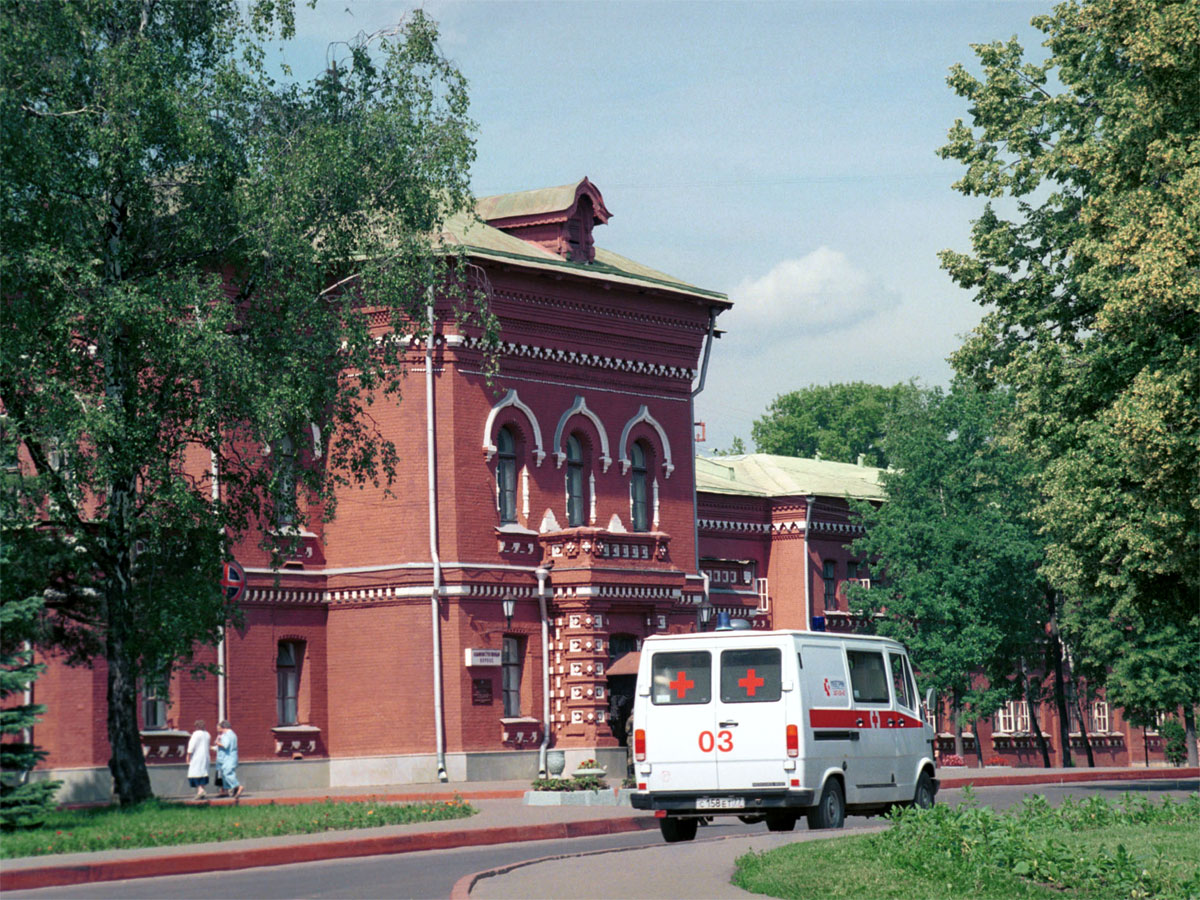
[1185,706,1198,768]
[972,709,985,766]
[1047,611,1073,768]
[1074,692,1095,767]
[106,622,153,806]
[1021,662,1052,768]
[952,690,964,760]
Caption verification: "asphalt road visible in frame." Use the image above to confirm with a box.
[7,779,1196,900]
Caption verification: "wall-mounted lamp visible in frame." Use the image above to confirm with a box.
[502,595,516,630]
[698,603,713,632]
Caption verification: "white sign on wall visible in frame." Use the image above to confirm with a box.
[464,648,502,667]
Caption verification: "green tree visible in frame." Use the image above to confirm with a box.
[1,1,480,804]
[849,383,1052,763]
[750,382,921,468]
[939,0,1199,764]
[1,427,62,828]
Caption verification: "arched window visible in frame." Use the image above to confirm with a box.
[277,641,304,726]
[630,441,649,531]
[566,433,585,527]
[496,426,517,523]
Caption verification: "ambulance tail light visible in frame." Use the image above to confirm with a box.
[634,728,646,762]
[786,724,799,757]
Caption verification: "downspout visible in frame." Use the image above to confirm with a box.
[212,451,226,724]
[803,495,815,631]
[536,566,551,778]
[426,295,448,782]
[690,308,717,575]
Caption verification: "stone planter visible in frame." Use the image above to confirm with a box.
[524,788,633,807]
[546,750,566,776]
[574,767,606,778]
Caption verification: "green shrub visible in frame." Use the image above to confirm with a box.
[1159,718,1187,766]
[530,775,608,792]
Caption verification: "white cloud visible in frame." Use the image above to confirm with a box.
[729,247,900,336]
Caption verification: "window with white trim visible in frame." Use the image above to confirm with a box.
[502,636,524,717]
[277,641,303,726]
[496,426,517,524]
[566,434,586,527]
[141,674,169,730]
[630,441,649,532]
[996,700,1030,734]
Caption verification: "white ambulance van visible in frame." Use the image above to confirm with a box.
[630,629,937,842]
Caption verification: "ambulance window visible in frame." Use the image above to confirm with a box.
[903,656,920,711]
[889,653,914,710]
[650,651,711,705]
[720,648,781,703]
[846,650,890,704]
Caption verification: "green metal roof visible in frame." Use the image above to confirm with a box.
[474,183,585,222]
[438,210,728,305]
[695,453,886,502]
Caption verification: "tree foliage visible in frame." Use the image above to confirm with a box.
[1,0,480,804]
[939,0,1198,758]
[849,383,1049,740]
[1,425,61,828]
[750,381,921,468]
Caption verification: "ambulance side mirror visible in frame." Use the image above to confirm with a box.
[924,688,935,713]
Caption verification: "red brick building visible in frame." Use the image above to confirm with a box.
[692,452,1181,772]
[33,178,736,800]
[27,181,1178,802]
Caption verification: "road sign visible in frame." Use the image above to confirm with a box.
[220,560,246,603]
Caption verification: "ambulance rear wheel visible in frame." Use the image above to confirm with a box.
[914,771,935,809]
[765,811,797,832]
[660,816,699,843]
[807,779,845,830]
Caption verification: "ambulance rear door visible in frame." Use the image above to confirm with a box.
[712,642,790,791]
[640,647,717,792]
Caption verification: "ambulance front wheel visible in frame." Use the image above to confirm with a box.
[807,779,845,830]
[660,816,699,843]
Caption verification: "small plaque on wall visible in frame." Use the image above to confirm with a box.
[472,679,493,706]
[465,648,502,667]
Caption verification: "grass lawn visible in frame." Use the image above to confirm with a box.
[1,796,475,859]
[733,792,1200,900]
[734,832,1065,900]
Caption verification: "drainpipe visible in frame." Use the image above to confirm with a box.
[803,495,815,631]
[536,566,551,778]
[212,450,226,724]
[690,308,717,575]
[426,295,448,782]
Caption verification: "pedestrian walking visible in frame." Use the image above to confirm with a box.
[215,719,243,799]
[186,720,212,800]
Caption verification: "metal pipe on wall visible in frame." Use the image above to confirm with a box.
[803,495,815,631]
[426,296,448,782]
[212,450,226,724]
[536,566,551,778]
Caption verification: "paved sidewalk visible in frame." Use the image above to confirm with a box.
[2,766,1195,893]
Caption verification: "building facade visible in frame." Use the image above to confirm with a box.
[27,182,1181,802]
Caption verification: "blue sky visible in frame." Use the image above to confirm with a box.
[283,1,1048,451]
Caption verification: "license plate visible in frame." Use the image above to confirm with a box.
[696,796,745,810]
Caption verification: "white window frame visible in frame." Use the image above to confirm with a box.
[502,636,523,718]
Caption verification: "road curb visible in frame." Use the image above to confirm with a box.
[937,767,1198,790]
[0,816,660,892]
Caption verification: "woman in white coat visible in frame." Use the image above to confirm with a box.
[186,720,212,800]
